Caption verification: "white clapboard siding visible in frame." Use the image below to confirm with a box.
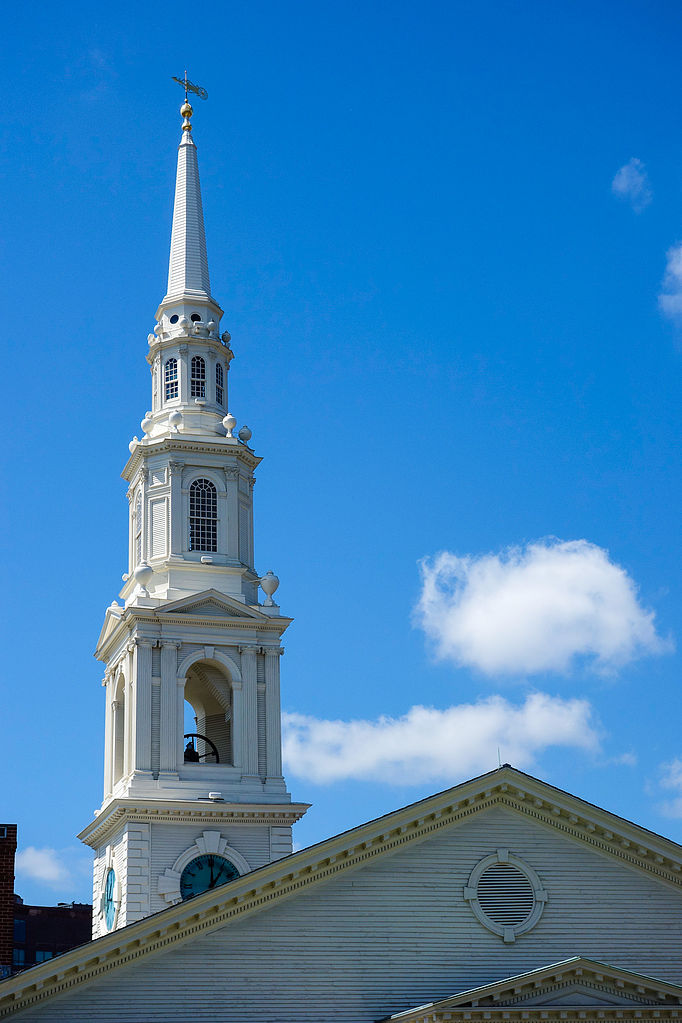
[13,806,682,1022]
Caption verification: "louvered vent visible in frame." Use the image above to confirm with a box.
[476,863,534,925]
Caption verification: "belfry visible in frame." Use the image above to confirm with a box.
[79,97,308,938]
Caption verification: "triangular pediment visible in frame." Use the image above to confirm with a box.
[386,959,682,1020]
[156,589,274,621]
[95,602,124,652]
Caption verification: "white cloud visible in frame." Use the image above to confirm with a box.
[659,758,682,817]
[659,243,682,324]
[15,846,85,889]
[611,157,652,212]
[414,539,667,676]
[282,693,599,785]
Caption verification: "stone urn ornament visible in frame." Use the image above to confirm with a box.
[260,570,280,606]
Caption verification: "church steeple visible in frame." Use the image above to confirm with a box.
[80,95,307,939]
[161,101,213,308]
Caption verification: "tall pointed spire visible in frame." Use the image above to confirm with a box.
[162,100,212,305]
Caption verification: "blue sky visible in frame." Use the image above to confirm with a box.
[3,0,682,904]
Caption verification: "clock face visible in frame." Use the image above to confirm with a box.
[104,867,116,930]
[179,854,239,900]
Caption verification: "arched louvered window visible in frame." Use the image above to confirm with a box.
[135,492,142,564]
[164,358,178,400]
[189,478,217,552]
[216,362,224,406]
[191,356,206,398]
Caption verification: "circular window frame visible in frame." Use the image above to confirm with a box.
[464,848,547,943]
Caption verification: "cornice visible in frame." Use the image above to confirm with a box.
[389,1008,682,1022]
[78,799,309,848]
[122,435,260,481]
[95,603,291,663]
[4,768,682,1017]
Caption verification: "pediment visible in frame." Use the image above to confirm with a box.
[95,603,124,653]
[156,589,271,621]
[403,958,682,1018]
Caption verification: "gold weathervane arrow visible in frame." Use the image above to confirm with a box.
[172,71,208,101]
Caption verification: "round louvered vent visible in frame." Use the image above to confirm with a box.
[476,863,535,925]
[464,849,547,942]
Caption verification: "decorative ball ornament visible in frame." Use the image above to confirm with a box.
[238,425,252,444]
[260,570,280,606]
[207,320,216,333]
[169,410,183,433]
[178,315,189,330]
[223,413,237,438]
[134,561,153,595]
[141,412,153,435]
[129,436,139,453]
[181,101,193,118]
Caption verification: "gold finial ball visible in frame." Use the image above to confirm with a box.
[181,101,193,119]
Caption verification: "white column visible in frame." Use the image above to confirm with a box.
[134,639,153,774]
[178,344,189,402]
[240,646,259,778]
[177,677,187,769]
[264,647,283,779]
[160,641,180,775]
[231,680,243,769]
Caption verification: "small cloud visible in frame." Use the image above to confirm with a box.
[659,243,682,324]
[610,751,638,767]
[15,846,89,890]
[658,758,682,817]
[414,539,669,677]
[283,693,600,785]
[612,157,652,213]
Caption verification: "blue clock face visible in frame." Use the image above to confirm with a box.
[179,854,239,900]
[104,868,116,930]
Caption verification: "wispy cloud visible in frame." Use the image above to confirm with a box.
[659,244,682,324]
[414,539,668,676]
[282,693,599,785]
[15,846,90,890]
[658,758,682,817]
[611,157,652,213]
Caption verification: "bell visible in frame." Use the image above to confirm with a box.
[184,739,200,763]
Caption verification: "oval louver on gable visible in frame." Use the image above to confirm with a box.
[476,863,535,926]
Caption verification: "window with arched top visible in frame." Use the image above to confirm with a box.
[164,358,178,400]
[191,356,206,398]
[135,492,142,564]
[189,478,217,552]
[216,363,224,406]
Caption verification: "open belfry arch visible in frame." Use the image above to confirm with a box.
[78,94,308,939]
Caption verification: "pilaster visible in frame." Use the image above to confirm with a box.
[160,641,181,776]
[265,647,284,780]
[240,646,260,779]
[134,639,153,776]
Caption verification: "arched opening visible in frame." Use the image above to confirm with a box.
[183,661,232,766]
[112,675,125,783]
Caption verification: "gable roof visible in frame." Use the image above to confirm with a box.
[386,959,682,1021]
[3,765,682,1017]
[156,589,283,622]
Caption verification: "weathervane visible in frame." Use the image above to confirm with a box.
[172,71,208,102]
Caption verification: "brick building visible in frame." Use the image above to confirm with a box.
[0,825,91,975]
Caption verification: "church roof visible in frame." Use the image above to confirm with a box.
[3,765,682,1018]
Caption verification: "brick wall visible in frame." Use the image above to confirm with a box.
[0,825,17,975]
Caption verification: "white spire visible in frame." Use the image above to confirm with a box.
[162,102,212,305]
